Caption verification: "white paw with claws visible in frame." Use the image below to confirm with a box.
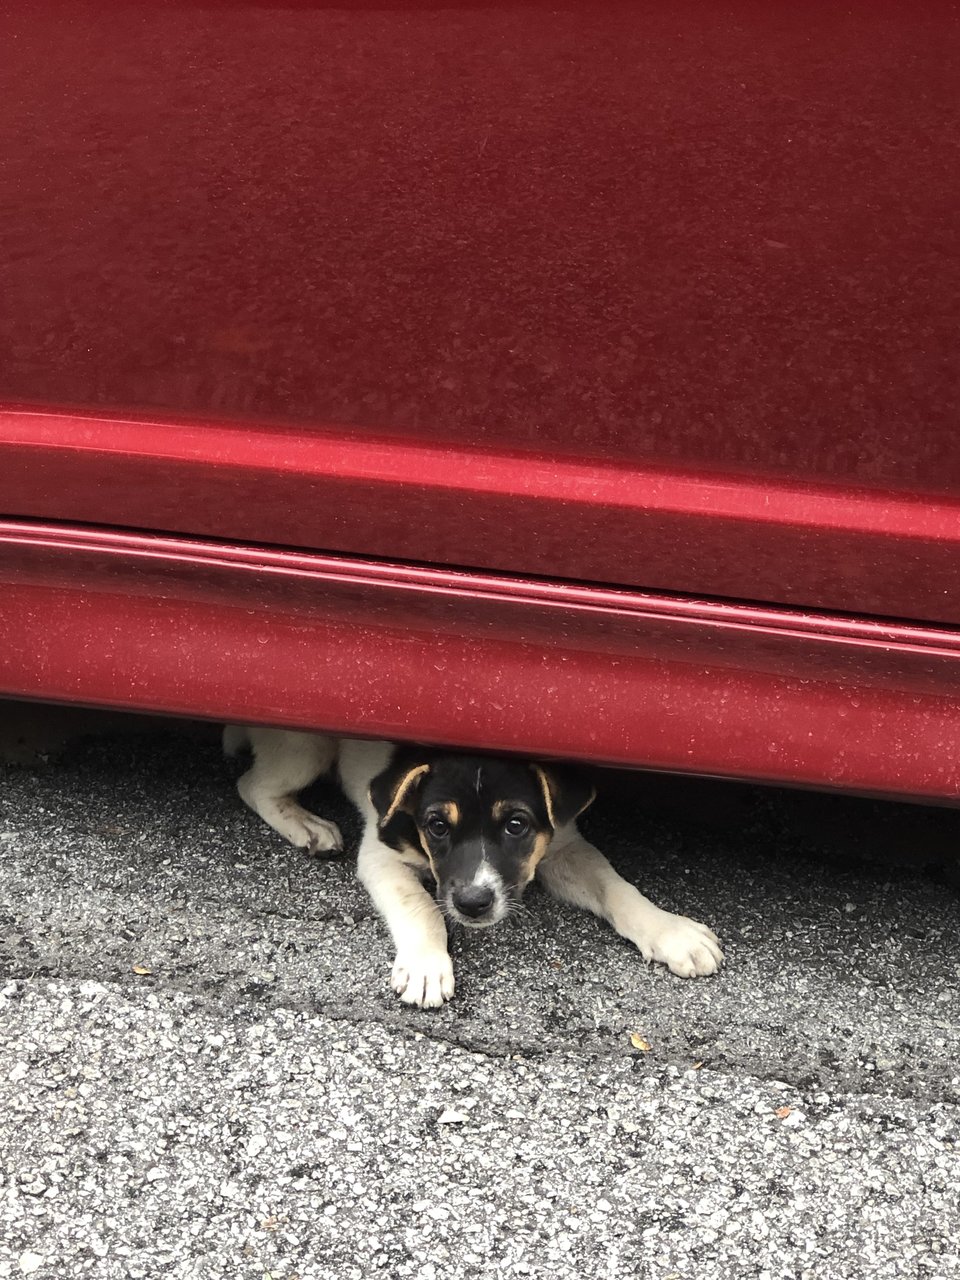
[275,809,343,856]
[636,913,724,977]
[391,950,455,1008]
[293,813,343,856]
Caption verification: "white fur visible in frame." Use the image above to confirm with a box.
[226,726,723,1006]
[229,727,342,855]
[537,824,723,978]
[445,860,509,929]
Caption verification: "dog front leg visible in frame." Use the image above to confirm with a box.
[356,831,454,1008]
[537,827,723,978]
[231,727,343,855]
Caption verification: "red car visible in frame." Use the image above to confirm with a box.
[2,0,959,801]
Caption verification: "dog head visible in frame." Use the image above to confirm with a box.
[369,750,595,928]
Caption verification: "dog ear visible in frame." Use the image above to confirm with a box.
[369,759,431,830]
[532,763,596,830]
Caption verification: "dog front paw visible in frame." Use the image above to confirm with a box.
[288,813,343,856]
[632,913,724,978]
[391,950,455,1008]
[302,816,343,856]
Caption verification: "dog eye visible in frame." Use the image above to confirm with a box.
[504,814,530,838]
[425,815,450,839]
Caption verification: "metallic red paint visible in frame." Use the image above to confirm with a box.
[3,2,959,798]
[4,409,960,625]
[2,2,959,619]
[3,521,960,801]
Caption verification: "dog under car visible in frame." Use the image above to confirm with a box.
[225,725,723,1008]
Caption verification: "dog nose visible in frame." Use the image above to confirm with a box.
[452,884,496,919]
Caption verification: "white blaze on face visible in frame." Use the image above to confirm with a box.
[475,765,488,862]
[474,858,504,892]
[450,856,508,927]
[447,772,509,926]
[450,834,512,926]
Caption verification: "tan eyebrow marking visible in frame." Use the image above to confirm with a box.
[436,801,459,826]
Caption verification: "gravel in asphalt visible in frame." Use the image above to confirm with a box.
[0,719,958,1279]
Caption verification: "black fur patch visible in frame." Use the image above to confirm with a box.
[369,746,595,905]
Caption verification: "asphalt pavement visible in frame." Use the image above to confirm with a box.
[0,712,958,1279]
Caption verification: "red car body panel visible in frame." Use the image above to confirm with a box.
[4,409,960,625]
[2,2,959,797]
[5,521,960,801]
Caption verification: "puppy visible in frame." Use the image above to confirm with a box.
[225,726,723,1007]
